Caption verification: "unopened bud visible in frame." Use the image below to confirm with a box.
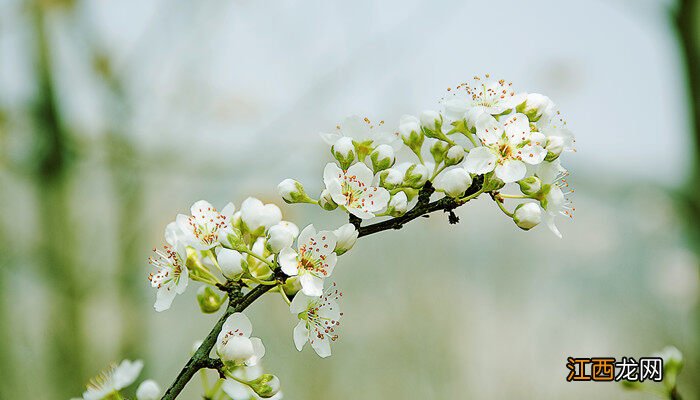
[444,145,465,166]
[399,115,424,154]
[420,110,442,131]
[370,144,395,173]
[545,135,564,161]
[516,93,553,122]
[434,168,472,197]
[318,189,338,211]
[277,179,312,204]
[197,285,224,314]
[518,176,542,196]
[379,168,404,189]
[430,140,449,164]
[136,380,161,400]
[333,223,358,255]
[217,248,245,279]
[331,137,356,169]
[266,221,299,253]
[248,374,281,398]
[387,192,408,216]
[403,164,429,189]
[513,203,542,230]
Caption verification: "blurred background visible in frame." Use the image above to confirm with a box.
[1,0,699,398]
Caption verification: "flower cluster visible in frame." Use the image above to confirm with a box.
[79,77,576,400]
[283,75,575,237]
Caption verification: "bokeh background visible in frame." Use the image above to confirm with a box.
[1,0,699,399]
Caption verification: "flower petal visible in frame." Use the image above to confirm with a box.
[278,247,299,276]
[464,147,497,174]
[495,159,526,183]
[293,320,309,351]
[223,312,253,338]
[310,336,332,358]
[300,273,324,297]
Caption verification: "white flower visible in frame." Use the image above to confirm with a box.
[442,77,526,121]
[278,225,337,297]
[369,144,395,172]
[290,284,342,358]
[513,202,542,230]
[387,191,408,216]
[323,162,390,219]
[464,113,547,183]
[217,313,266,367]
[333,223,358,255]
[176,200,235,250]
[148,243,189,312]
[277,179,310,204]
[434,167,472,197]
[267,221,300,253]
[538,113,575,158]
[217,248,245,279]
[379,167,404,188]
[536,160,574,238]
[136,380,161,400]
[445,145,465,165]
[82,360,143,400]
[240,197,282,234]
[321,115,398,147]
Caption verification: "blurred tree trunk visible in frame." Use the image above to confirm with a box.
[31,3,84,398]
[672,0,700,394]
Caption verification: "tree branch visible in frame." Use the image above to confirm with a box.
[161,175,485,399]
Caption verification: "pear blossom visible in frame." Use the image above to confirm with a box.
[434,167,472,197]
[537,111,575,158]
[217,248,245,279]
[278,225,337,297]
[148,242,189,312]
[240,197,282,234]
[333,223,358,255]
[379,167,404,189]
[290,284,343,358]
[217,313,266,367]
[323,162,390,219]
[81,360,143,400]
[419,110,441,130]
[395,162,430,188]
[136,380,161,400]
[369,144,395,172]
[464,113,547,183]
[277,179,310,204]
[176,200,235,250]
[267,221,300,253]
[321,115,398,148]
[445,145,465,165]
[535,160,574,238]
[443,77,526,121]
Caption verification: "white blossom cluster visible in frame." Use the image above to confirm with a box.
[76,77,575,400]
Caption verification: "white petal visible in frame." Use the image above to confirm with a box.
[113,359,144,390]
[323,163,344,187]
[300,274,324,297]
[519,144,547,165]
[310,336,332,358]
[247,337,265,366]
[223,312,253,337]
[175,267,189,294]
[220,202,236,218]
[322,252,337,277]
[346,162,374,185]
[464,147,497,174]
[217,248,244,279]
[495,159,526,183]
[318,299,341,321]
[313,230,337,256]
[289,292,314,314]
[544,212,563,238]
[362,187,390,213]
[297,224,317,249]
[293,321,309,351]
[326,179,346,206]
[278,247,299,276]
[154,287,177,312]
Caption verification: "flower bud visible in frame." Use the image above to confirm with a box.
[387,192,408,216]
[369,144,395,173]
[379,168,404,189]
[217,248,245,279]
[402,164,429,189]
[331,137,356,169]
[197,285,224,314]
[430,140,449,164]
[266,221,299,253]
[282,276,302,296]
[444,145,465,166]
[545,135,564,161]
[318,189,338,211]
[248,374,281,398]
[517,93,553,122]
[518,176,542,196]
[420,110,442,131]
[136,379,161,400]
[333,223,358,255]
[513,203,542,230]
[434,168,472,197]
[277,179,312,204]
[398,115,424,154]
[656,346,683,385]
